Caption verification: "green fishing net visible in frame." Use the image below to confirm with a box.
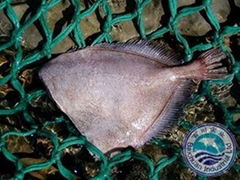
[0,0,239,179]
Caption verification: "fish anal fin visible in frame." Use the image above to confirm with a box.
[138,80,195,146]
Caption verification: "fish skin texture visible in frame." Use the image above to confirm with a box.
[39,40,228,153]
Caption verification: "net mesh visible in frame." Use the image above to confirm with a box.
[0,0,239,179]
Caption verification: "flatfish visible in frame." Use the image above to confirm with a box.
[39,40,228,153]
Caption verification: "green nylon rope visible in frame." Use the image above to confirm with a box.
[0,0,239,179]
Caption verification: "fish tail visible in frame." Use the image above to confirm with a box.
[187,48,229,80]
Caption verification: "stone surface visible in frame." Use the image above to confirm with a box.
[0,11,12,36]
[143,0,164,35]
[178,0,196,7]
[212,0,230,22]
[178,12,212,36]
[235,0,240,8]
[108,0,128,14]
[178,0,230,36]
[0,0,232,52]
[108,0,163,41]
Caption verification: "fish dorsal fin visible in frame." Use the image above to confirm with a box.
[93,40,183,66]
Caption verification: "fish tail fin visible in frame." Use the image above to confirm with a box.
[188,48,229,80]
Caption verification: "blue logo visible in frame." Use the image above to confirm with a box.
[182,123,237,177]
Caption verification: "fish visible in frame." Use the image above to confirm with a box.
[39,40,228,153]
